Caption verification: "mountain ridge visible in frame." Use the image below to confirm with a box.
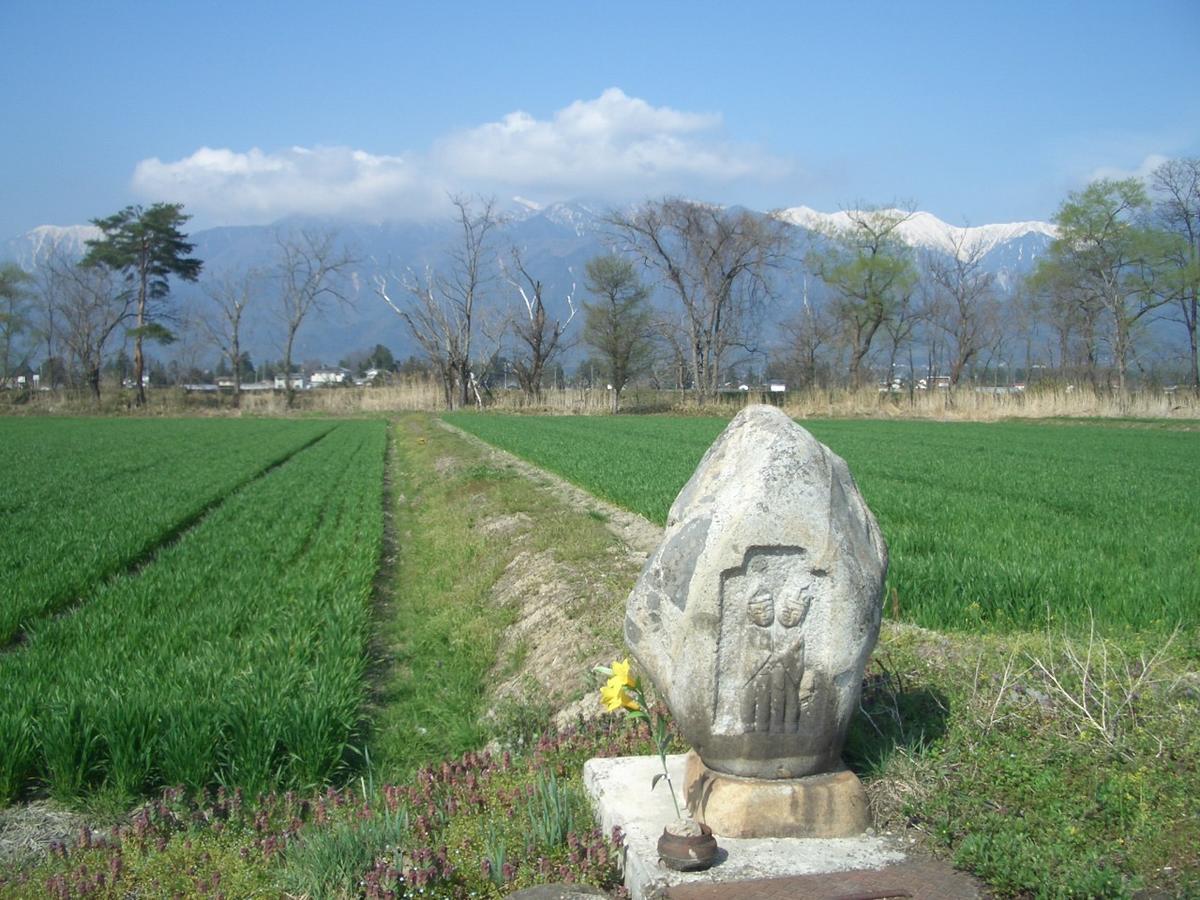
[1,202,1057,366]
[775,206,1058,258]
[4,201,1056,264]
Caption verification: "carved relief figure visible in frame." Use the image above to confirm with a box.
[713,548,827,736]
[740,579,816,734]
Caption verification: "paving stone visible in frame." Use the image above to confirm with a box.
[664,857,983,899]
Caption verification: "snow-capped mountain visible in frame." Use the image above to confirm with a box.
[1,199,1059,364]
[5,224,101,269]
[776,206,1057,259]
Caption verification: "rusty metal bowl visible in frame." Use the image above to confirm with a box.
[657,821,719,871]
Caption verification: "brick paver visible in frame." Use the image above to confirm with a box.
[665,858,984,900]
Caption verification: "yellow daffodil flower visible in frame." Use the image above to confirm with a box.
[601,675,640,711]
[600,681,625,712]
[593,656,679,816]
[599,658,642,712]
[611,658,636,689]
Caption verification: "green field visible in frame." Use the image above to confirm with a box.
[444,413,1200,634]
[0,419,385,802]
[0,412,1195,898]
[0,417,336,645]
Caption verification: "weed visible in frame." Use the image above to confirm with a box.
[1026,619,1182,754]
[281,804,409,899]
[860,625,1200,897]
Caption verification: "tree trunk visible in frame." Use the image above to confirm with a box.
[458,361,470,409]
[283,331,297,410]
[133,272,147,406]
[1188,296,1199,394]
[133,319,145,405]
[232,336,242,409]
[848,345,870,387]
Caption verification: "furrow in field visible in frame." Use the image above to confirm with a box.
[1,425,337,651]
[0,419,337,645]
[0,419,387,802]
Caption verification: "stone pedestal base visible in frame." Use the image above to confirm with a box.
[683,751,871,838]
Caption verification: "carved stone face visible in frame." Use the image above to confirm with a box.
[778,592,810,628]
[747,591,774,627]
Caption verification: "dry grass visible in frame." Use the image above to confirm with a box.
[1026,620,1183,755]
[250,380,1196,422]
[4,378,1197,422]
[781,383,1200,422]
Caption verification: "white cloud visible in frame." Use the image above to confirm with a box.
[1089,153,1171,182]
[131,89,787,223]
[132,145,444,223]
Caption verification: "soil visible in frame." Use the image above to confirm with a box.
[438,419,670,730]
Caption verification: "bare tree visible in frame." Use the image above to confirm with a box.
[40,247,133,402]
[607,198,790,399]
[0,264,34,388]
[647,313,691,391]
[1027,257,1104,384]
[882,282,922,387]
[503,247,577,402]
[202,268,261,406]
[807,206,918,386]
[925,234,998,385]
[31,260,63,388]
[375,196,499,409]
[274,229,356,409]
[779,278,837,388]
[1151,157,1200,392]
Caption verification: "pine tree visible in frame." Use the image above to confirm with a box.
[82,203,202,405]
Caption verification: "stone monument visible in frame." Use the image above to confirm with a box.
[625,405,888,838]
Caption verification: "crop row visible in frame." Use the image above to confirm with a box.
[0,420,386,802]
[443,413,1199,633]
[0,418,335,644]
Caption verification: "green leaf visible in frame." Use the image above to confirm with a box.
[127,322,177,345]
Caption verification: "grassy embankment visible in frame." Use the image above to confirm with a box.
[445,412,1200,898]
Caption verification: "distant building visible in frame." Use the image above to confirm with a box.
[917,375,951,390]
[274,372,308,390]
[310,366,351,386]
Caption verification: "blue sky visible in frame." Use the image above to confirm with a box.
[2,0,1197,238]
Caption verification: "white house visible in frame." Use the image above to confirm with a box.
[310,367,352,386]
[274,372,308,390]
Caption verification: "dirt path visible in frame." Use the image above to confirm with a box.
[436,418,665,558]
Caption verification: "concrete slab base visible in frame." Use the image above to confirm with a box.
[584,755,908,900]
[683,751,871,838]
